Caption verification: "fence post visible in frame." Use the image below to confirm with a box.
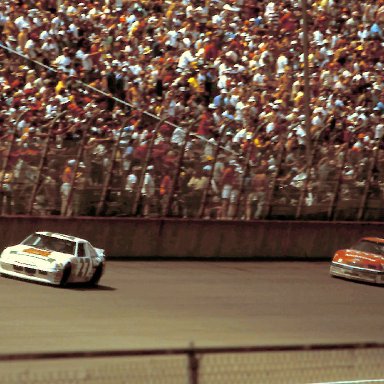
[188,343,199,384]
[356,145,380,220]
[27,111,67,215]
[164,118,197,217]
[96,116,134,216]
[131,116,168,216]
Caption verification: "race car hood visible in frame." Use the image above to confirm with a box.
[333,249,384,267]
[1,244,72,266]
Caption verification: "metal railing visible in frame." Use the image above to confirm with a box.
[1,342,384,384]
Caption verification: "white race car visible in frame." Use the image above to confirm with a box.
[0,231,106,287]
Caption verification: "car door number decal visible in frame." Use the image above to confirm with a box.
[78,259,91,277]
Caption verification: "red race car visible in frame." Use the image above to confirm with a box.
[330,237,384,285]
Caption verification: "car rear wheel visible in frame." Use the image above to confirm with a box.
[60,264,72,287]
[88,263,104,286]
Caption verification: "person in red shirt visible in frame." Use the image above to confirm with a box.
[159,172,172,216]
[196,110,214,137]
[279,9,297,34]
[203,36,220,62]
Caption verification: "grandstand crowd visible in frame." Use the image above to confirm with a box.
[1,0,384,219]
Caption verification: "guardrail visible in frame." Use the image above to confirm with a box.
[2,216,384,259]
[1,342,384,384]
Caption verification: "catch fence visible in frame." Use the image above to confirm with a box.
[1,44,384,222]
[1,343,384,384]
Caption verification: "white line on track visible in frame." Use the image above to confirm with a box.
[311,380,384,384]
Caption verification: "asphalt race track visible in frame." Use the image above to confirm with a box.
[1,260,384,355]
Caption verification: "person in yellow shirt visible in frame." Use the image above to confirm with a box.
[293,89,304,108]
[187,73,199,92]
[55,72,68,95]
[17,26,29,51]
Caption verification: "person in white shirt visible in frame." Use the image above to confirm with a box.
[68,23,79,42]
[122,166,141,215]
[41,36,60,62]
[75,46,95,80]
[177,46,196,70]
[171,125,187,146]
[53,47,72,72]
[14,14,29,30]
[24,38,38,60]
[140,165,156,217]
[276,53,288,77]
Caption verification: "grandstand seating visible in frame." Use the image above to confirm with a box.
[0,0,383,220]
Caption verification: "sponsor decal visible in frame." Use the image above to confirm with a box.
[23,248,52,257]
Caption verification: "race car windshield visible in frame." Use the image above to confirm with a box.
[351,240,384,256]
[22,234,75,255]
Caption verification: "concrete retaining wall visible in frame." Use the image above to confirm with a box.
[1,216,383,259]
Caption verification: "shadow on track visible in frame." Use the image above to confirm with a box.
[1,274,115,291]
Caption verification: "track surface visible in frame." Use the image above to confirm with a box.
[1,261,384,354]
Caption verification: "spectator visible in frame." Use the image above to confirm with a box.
[60,159,76,216]
[245,165,269,220]
[0,170,13,215]
[185,167,207,218]
[219,160,240,219]
[140,165,156,217]
[122,165,140,216]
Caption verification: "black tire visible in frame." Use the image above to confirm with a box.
[88,263,104,286]
[60,264,72,287]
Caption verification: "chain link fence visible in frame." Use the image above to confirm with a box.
[1,343,384,384]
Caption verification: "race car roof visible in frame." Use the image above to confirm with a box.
[36,231,87,243]
[361,237,384,244]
